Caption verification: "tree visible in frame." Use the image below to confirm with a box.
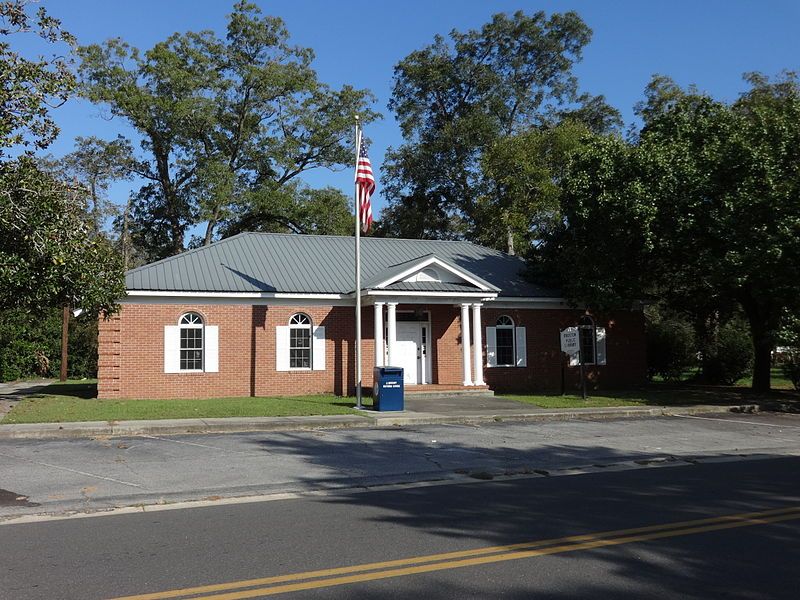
[220,183,353,237]
[548,73,800,391]
[78,1,377,259]
[476,120,590,254]
[42,136,134,234]
[0,0,76,155]
[381,10,620,243]
[0,158,125,314]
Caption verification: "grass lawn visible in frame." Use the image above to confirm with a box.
[501,367,798,410]
[3,380,368,424]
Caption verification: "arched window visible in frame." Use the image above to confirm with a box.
[179,312,204,371]
[289,313,313,369]
[495,315,515,367]
[579,315,596,365]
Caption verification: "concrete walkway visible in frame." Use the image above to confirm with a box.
[0,379,53,422]
[0,401,760,440]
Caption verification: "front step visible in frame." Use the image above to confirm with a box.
[405,386,494,398]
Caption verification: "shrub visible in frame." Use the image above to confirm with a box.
[702,321,754,385]
[781,350,800,390]
[646,318,697,381]
[0,308,98,381]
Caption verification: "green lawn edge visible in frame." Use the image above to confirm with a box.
[3,380,372,424]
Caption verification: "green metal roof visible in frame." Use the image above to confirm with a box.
[125,232,560,298]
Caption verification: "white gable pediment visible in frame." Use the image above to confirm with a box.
[373,256,498,292]
[403,267,462,284]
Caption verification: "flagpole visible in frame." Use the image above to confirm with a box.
[354,115,363,410]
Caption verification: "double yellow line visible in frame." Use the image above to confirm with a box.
[112,505,800,600]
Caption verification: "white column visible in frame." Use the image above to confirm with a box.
[386,302,398,366]
[374,302,384,367]
[472,303,485,385]
[460,303,473,386]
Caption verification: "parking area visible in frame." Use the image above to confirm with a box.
[0,411,798,519]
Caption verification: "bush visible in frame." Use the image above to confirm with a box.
[781,350,800,390]
[702,321,754,385]
[0,308,98,382]
[646,318,697,381]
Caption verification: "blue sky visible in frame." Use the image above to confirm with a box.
[20,0,800,227]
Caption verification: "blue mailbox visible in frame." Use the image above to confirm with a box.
[373,366,404,411]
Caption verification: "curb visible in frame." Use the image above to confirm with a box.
[0,404,761,440]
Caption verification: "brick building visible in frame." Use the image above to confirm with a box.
[98,233,646,399]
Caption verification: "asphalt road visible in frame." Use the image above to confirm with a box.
[1,412,799,518]
[1,455,799,599]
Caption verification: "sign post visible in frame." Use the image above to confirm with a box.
[560,327,586,399]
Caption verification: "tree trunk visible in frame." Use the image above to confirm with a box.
[60,304,69,382]
[740,294,777,392]
[90,179,101,236]
[749,318,774,392]
[506,223,515,256]
[204,205,221,246]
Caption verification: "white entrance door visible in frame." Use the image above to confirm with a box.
[394,322,432,385]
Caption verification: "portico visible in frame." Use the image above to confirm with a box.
[371,300,489,387]
[363,254,498,387]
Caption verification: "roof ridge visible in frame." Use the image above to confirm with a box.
[243,231,484,245]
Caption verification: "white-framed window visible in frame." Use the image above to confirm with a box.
[495,315,516,367]
[568,315,607,367]
[288,313,313,370]
[179,312,204,371]
[486,315,527,368]
[579,315,596,365]
[164,312,219,374]
[276,315,325,372]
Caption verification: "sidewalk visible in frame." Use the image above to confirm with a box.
[0,379,54,422]
[0,402,760,440]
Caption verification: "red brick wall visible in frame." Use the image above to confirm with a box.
[480,307,647,393]
[98,302,646,399]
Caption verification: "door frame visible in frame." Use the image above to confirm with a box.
[387,317,433,385]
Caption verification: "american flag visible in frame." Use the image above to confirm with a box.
[355,140,375,233]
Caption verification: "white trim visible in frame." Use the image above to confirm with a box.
[368,290,497,299]
[515,326,527,368]
[205,325,219,373]
[472,303,484,385]
[126,290,344,299]
[494,316,516,367]
[312,326,326,371]
[123,295,353,307]
[164,325,180,373]
[372,256,498,292]
[461,303,472,386]
[386,302,397,366]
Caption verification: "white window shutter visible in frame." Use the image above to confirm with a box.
[515,326,527,367]
[312,326,326,371]
[205,325,219,372]
[596,327,607,365]
[164,325,180,373]
[486,326,497,368]
[276,326,290,371]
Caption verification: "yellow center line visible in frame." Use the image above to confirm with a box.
[109,506,800,600]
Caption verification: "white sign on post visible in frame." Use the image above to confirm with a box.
[560,327,579,354]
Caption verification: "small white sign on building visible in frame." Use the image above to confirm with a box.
[560,327,579,355]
